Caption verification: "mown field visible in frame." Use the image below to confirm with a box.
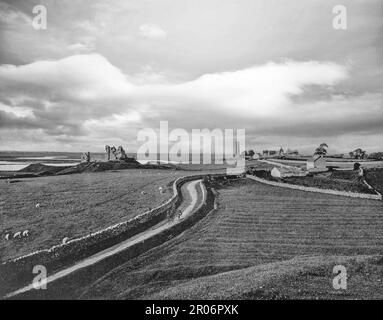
[0,169,200,261]
[79,179,383,299]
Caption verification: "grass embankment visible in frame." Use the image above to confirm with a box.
[365,168,383,195]
[80,179,383,299]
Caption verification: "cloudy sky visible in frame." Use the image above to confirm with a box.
[0,0,382,154]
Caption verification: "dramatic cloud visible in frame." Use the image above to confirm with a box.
[0,0,382,152]
[2,53,382,153]
[0,54,349,115]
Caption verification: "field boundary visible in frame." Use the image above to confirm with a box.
[2,176,180,265]
[246,175,383,200]
[258,159,299,169]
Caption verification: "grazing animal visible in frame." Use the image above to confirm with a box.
[62,237,69,244]
[141,191,145,195]
[13,231,21,238]
[22,230,29,237]
[5,234,10,241]
[35,203,41,208]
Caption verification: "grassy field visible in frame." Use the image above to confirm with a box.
[1,169,202,261]
[80,179,383,299]
[268,158,383,170]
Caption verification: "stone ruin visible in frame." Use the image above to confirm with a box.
[105,145,128,161]
[81,152,91,163]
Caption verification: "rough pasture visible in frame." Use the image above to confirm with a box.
[80,179,383,299]
[0,169,187,261]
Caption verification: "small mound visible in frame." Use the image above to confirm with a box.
[19,163,68,175]
[56,160,141,174]
[15,160,179,178]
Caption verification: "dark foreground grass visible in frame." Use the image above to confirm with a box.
[80,179,383,299]
[147,255,383,299]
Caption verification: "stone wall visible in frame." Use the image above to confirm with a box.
[246,174,382,200]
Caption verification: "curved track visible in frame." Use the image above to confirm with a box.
[5,179,206,299]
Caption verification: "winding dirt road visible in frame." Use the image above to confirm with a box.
[5,179,206,299]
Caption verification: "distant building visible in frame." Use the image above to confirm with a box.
[262,149,279,157]
[306,155,327,171]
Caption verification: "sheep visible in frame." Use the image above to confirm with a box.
[5,233,10,241]
[22,230,29,237]
[62,237,69,244]
[13,231,21,238]
[35,203,41,208]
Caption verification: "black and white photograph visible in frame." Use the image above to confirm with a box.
[1,0,383,306]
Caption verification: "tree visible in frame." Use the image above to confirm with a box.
[351,148,367,160]
[314,143,328,156]
[248,150,255,158]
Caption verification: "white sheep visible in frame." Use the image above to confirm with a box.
[141,191,146,195]
[22,230,29,237]
[13,231,21,238]
[35,203,41,208]
[158,187,164,194]
[5,233,10,241]
[62,237,69,244]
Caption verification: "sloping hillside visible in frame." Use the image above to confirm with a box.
[80,179,383,299]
